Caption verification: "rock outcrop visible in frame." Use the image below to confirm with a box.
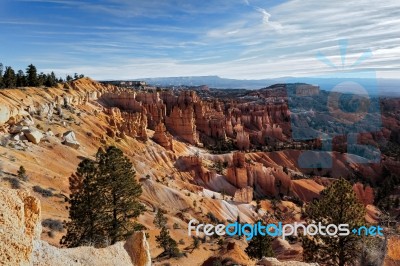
[105,107,148,140]
[233,187,253,203]
[353,182,374,205]
[257,257,319,266]
[24,128,43,144]
[0,188,41,266]
[226,152,293,199]
[165,106,198,145]
[32,232,151,266]
[0,188,151,266]
[235,124,250,150]
[176,155,216,184]
[153,122,173,150]
[62,131,80,149]
[0,78,108,128]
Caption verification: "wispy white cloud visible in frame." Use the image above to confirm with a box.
[254,7,271,24]
[5,0,400,79]
[255,7,283,31]
[0,19,52,26]
[198,0,400,78]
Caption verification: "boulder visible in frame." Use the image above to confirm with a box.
[44,130,54,137]
[10,125,29,134]
[19,116,35,126]
[23,129,43,144]
[62,131,80,149]
[12,132,28,141]
[0,106,11,124]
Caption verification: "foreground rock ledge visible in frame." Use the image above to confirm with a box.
[0,188,151,266]
[257,257,319,266]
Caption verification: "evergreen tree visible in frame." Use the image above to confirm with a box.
[154,208,167,229]
[96,146,145,244]
[45,72,57,87]
[38,72,46,86]
[16,70,26,87]
[244,220,274,260]
[62,146,144,248]
[302,178,365,266]
[61,158,106,247]
[153,206,180,258]
[45,75,52,87]
[26,64,38,86]
[3,66,16,88]
[156,226,180,258]
[66,75,73,82]
[51,71,57,85]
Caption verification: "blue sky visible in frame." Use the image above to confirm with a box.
[0,0,399,79]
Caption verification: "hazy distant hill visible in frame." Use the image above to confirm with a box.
[138,75,400,97]
[140,75,277,89]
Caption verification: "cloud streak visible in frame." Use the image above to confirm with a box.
[2,0,400,80]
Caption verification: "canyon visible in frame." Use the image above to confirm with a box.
[0,78,399,265]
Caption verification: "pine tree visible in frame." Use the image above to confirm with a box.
[3,66,16,88]
[45,72,57,87]
[61,158,107,247]
[50,71,57,86]
[62,147,145,248]
[16,70,26,87]
[38,72,46,86]
[302,178,365,266]
[154,208,167,229]
[26,64,38,86]
[96,146,145,244]
[153,207,181,258]
[156,226,180,258]
[244,220,274,260]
